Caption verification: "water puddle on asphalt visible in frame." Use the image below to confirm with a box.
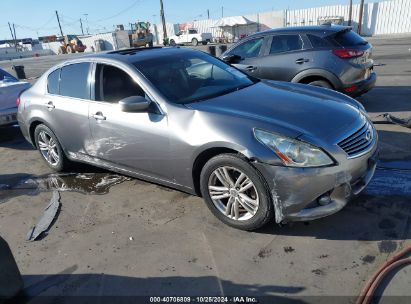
[0,173,131,204]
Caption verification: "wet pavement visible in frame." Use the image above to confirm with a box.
[0,36,411,302]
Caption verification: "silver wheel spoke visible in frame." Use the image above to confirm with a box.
[50,149,59,163]
[238,180,253,193]
[238,197,256,214]
[234,173,246,188]
[234,199,240,220]
[214,169,230,188]
[40,132,49,145]
[239,193,258,207]
[221,167,235,187]
[225,196,234,216]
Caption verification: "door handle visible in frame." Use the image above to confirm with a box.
[245,65,257,72]
[45,101,55,109]
[92,112,106,121]
[295,58,309,64]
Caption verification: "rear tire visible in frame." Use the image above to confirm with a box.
[170,39,176,46]
[192,38,198,46]
[200,154,274,231]
[308,80,333,89]
[34,124,70,172]
[201,41,208,45]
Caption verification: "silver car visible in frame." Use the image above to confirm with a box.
[0,69,30,126]
[18,47,378,230]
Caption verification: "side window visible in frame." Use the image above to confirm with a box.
[47,69,60,95]
[95,64,145,103]
[230,37,264,59]
[59,63,91,99]
[269,35,303,54]
[307,34,331,48]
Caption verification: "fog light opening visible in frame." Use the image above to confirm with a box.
[317,193,332,206]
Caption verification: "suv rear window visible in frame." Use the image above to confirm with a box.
[331,30,368,47]
[307,34,331,48]
[270,35,303,54]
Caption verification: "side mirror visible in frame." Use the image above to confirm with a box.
[119,96,150,112]
[222,54,242,64]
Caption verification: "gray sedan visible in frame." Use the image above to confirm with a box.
[17,47,378,230]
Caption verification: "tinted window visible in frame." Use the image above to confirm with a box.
[307,34,331,48]
[59,63,91,99]
[331,30,368,47]
[230,37,264,59]
[188,29,198,34]
[134,51,256,104]
[270,35,303,54]
[47,69,60,94]
[95,64,145,103]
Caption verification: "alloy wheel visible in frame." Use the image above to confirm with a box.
[208,166,259,221]
[37,131,60,166]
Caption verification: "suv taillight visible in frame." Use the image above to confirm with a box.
[332,49,364,58]
[16,95,21,107]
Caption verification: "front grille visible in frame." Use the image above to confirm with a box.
[338,121,375,158]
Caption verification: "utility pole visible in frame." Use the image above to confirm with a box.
[160,0,167,40]
[221,6,224,18]
[207,9,210,19]
[8,22,17,51]
[348,0,353,26]
[55,10,64,38]
[80,18,84,35]
[13,24,17,50]
[358,0,365,35]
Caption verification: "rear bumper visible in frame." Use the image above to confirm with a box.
[254,146,378,224]
[0,107,18,126]
[343,72,377,97]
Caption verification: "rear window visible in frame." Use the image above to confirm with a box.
[47,69,60,94]
[270,35,303,54]
[331,30,368,47]
[59,63,91,99]
[307,34,331,48]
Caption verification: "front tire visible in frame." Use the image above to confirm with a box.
[170,39,176,46]
[191,38,198,46]
[200,154,274,230]
[201,41,208,45]
[34,124,69,172]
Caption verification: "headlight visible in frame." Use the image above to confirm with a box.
[254,129,334,167]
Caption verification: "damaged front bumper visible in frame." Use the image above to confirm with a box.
[254,148,378,224]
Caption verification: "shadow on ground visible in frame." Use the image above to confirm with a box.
[10,271,306,304]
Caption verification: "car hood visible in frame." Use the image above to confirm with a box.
[187,81,361,141]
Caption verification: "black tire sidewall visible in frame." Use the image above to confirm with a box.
[34,124,66,171]
[200,154,274,230]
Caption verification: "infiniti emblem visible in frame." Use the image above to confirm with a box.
[365,128,373,142]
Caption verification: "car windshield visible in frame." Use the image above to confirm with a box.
[134,51,257,104]
[0,69,18,82]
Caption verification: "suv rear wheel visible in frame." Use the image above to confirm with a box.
[200,154,274,230]
[308,80,332,89]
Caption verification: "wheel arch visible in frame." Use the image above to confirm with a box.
[192,146,250,196]
[291,69,342,90]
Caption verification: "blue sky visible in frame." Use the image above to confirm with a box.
[1,0,382,39]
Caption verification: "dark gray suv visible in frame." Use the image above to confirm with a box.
[221,25,376,97]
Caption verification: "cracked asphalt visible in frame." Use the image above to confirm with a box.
[0,36,410,303]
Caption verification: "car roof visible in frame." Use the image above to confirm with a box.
[73,47,199,64]
[250,25,350,38]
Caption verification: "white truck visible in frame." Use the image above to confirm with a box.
[169,29,212,46]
